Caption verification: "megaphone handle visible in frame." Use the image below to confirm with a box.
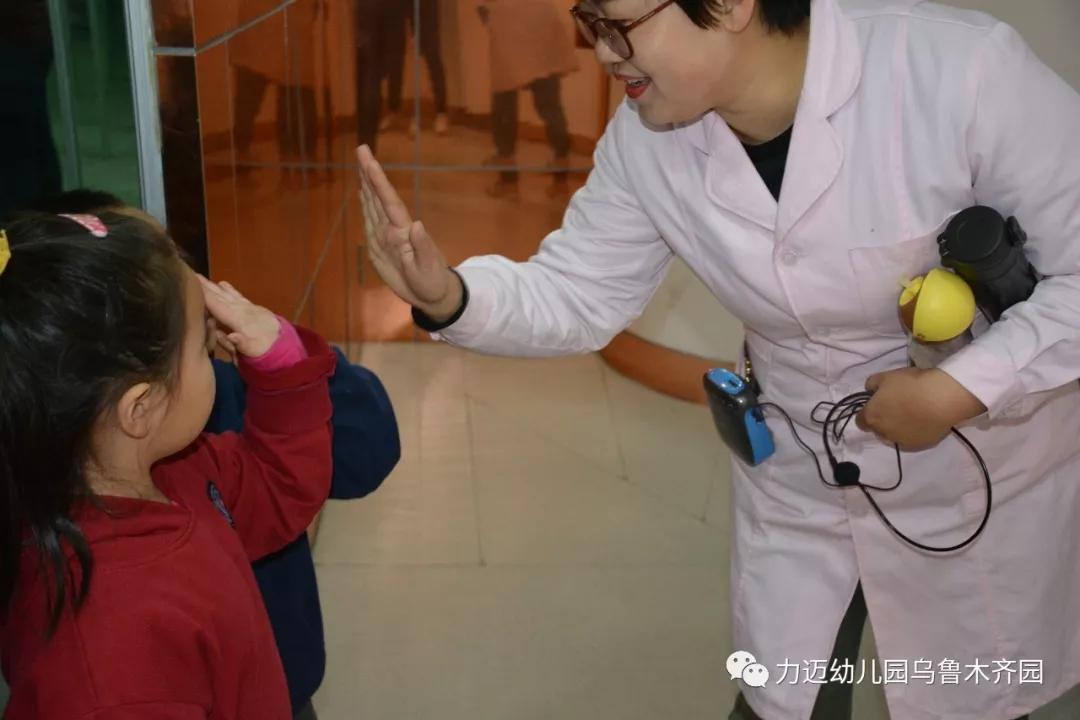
[907,331,974,369]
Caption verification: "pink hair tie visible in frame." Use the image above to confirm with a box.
[58,213,108,238]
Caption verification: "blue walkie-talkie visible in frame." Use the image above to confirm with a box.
[703,368,775,466]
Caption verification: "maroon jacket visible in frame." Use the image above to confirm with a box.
[1,329,336,720]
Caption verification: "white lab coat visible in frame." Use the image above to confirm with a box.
[437,1,1080,717]
[482,0,579,93]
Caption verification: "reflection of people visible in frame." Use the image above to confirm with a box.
[383,0,450,135]
[231,66,276,159]
[0,0,61,216]
[478,0,578,198]
[360,1,1080,719]
[232,0,320,166]
[355,0,400,151]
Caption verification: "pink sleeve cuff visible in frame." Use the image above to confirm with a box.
[242,316,308,373]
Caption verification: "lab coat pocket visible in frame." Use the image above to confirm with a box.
[848,234,942,337]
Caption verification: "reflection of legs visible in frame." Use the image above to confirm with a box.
[528,74,571,196]
[233,65,271,157]
[383,1,408,116]
[529,74,570,160]
[417,0,448,116]
[490,89,518,187]
[276,84,317,163]
[356,42,383,151]
[492,89,520,194]
[491,90,517,157]
[298,86,316,162]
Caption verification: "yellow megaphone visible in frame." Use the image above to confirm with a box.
[898,268,977,342]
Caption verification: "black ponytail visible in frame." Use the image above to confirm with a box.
[0,210,186,634]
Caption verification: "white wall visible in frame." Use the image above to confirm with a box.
[946,0,1080,91]
[632,259,746,361]
[626,0,1080,363]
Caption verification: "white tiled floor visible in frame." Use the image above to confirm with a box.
[312,343,1079,720]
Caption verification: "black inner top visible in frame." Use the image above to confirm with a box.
[742,125,793,201]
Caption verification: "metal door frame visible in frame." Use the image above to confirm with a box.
[124,0,167,222]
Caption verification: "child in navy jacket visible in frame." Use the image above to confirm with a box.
[208,347,399,718]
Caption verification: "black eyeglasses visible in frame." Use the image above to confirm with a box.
[570,0,678,61]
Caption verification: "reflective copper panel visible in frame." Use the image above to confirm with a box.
[154,0,607,342]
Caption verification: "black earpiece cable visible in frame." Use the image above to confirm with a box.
[759,392,992,553]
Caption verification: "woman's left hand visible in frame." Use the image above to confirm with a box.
[855,367,987,451]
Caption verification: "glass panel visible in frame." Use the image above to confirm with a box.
[0,2,63,216]
[152,0,607,345]
[414,0,601,171]
[79,1,141,204]
[295,165,354,341]
[150,0,194,47]
[287,0,353,341]
[60,1,142,204]
[226,9,311,317]
[353,0,415,164]
[157,52,208,269]
[197,44,240,281]
[0,0,141,217]
[152,0,299,49]
[337,0,604,341]
[319,0,361,166]
[352,168,418,341]
[195,0,285,47]
[417,170,583,264]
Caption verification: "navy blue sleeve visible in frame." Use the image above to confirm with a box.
[326,346,400,499]
[206,352,397,711]
[206,352,399,499]
[206,359,248,434]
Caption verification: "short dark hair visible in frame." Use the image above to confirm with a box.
[677,0,811,34]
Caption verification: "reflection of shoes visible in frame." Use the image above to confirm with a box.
[485,179,520,200]
[434,113,449,135]
[482,154,515,167]
[409,117,419,137]
[380,114,405,131]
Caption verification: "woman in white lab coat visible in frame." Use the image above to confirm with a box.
[357,1,1080,718]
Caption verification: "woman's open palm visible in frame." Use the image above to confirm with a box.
[356,145,455,312]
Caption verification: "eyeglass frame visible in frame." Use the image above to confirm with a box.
[569,0,679,61]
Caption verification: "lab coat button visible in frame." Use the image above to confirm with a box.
[781,250,800,266]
